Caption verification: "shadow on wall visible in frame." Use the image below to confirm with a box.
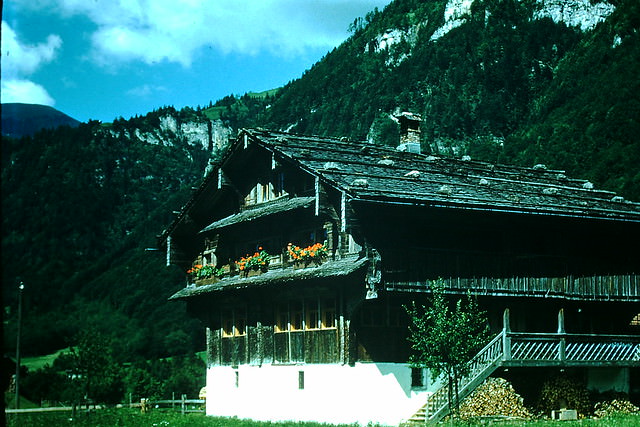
[374,362,413,398]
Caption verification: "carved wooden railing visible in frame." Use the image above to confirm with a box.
[386,274,640,301]
[508,333,640,366]
[412,331,640,424]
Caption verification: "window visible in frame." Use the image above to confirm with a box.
[298,371,305,390]
[244,175,287,207]
[222,310,234,337]
[306,301,320,330]
[276,172,285,197]
[291,228,328,250]
[291,301,303,331]
[411,368,424,387]
[235,311,247,336]
[276,298,337,332]
[221,308,246,337]
[322,299,336,329]
[275,304,288,333]
[631,313,640,327]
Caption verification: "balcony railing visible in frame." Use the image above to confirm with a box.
[189,243,333,286]
[414,330,640,424]
[386,274,640,301]
[507,333,640,366]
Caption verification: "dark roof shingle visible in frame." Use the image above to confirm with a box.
[244,129,640,222]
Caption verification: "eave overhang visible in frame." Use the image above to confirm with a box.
[168,255,367,301]
[349,194,640,223]
[200,196,315,233]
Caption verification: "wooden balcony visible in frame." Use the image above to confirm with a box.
[385,274,640,301]
[410,329,640,424]
[505,332,640,367]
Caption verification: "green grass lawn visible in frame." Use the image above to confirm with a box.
[5,410,640,427]
[5,409,357,427]
[21,348,70,372]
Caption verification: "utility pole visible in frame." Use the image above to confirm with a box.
[15,281,24,409]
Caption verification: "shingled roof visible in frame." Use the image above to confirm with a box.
[243,128,640,222]
[169,254,367,300]
[201,196,315,233]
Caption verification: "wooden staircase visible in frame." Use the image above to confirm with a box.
[401,309,640,425]
[402,332,505,425]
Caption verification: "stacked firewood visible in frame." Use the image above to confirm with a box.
[594,399,639,418]
[458,377,533,420]
[537,376,591,418]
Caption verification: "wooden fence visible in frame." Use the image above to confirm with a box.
[145,394,205,414]
[5,394,205,415]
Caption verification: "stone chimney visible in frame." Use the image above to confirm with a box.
[394,112,421,154]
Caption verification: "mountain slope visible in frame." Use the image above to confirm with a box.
[506,0,640,198]
[2,109,216,359]
[2,0,639,367]
[1,103,80,138]
[256,0,640,200]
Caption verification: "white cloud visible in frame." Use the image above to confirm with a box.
[1,79,56,105]
[19,0,389,66]
[126,84,168,98]
[1,21,62,78]
[1,21,61,105]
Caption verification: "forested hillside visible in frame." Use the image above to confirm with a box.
[2,0,639,405]
[2,108,214,360]
[259,0,640,200]
[1,103,80,138]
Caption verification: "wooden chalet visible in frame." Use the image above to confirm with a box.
[162,123,640,425]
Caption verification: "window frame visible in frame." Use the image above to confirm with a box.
[275,297,338,333]
[321,298,337,329]
[221,307,247,338]
[290,301,304,331]
[275,303,289,333]
[305,300,320,330]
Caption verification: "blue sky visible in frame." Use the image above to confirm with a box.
[2,0,391,123]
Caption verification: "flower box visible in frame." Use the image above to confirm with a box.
[242,268,264,278]
[236,248,270,277]
[293,259,323,270]
[188,264,226,284]
[195,276,220,287]
[288,243,328,269]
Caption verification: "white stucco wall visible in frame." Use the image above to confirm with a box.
[205,362,432,426]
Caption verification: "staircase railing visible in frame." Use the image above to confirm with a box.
[418,332,640,424]
[424,331,505,422]
[406,307,640,425]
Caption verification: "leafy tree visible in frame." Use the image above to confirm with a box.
[405,279,489,416]
[123,363,163,401]
[20,364,67,404]
[161,353,206,398]
[65,330,124,405]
